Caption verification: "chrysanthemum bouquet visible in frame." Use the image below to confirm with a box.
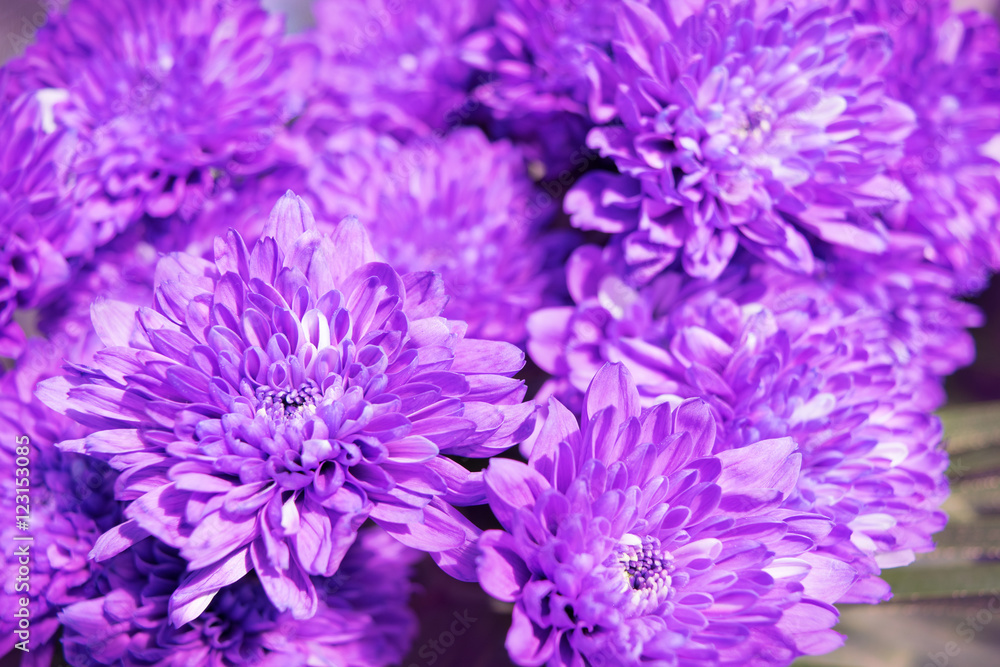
[2,0,999,665]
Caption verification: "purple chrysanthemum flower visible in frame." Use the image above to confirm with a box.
[38,192,534,623]
[567,0,916,282]
[0,341,121,666]
[305,0,493,140]
[853,0,1000,292]
[529,238,978,406]
[60,526,420,667]
[0,88,80,356]
[478,363,853,666]
[528,247,963,602]
[304,126,566,344]
[4,0,311,233]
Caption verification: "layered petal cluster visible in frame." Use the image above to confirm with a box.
[305,0,493,139]
[38,192,534,623]
[529,243,978,406]
[855,0,1000,292]
[60,526,420,667]
[567,0,916,282]
[0,88,79,355]
[4,0,311,233]
[761,243,982,399]
[478,364,852,666]
[662,281,949,601]
[528,248,961,601]
[0,341,121,667]
[306,126,565,344]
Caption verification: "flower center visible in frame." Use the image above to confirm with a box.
[617,536,674,594]
[744,108,772,135]
[732,100,776,150]
[256,380,320,420]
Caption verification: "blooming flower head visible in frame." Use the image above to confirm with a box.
[854,0,1000,292]
[567,0,916,282]
[306,0,493,140]
[528,248,962,602]
[38,192,534,623]
[659,274,950,601]
[0,340,121,667]
[306,126,566,344]
[60,526,420,667]
[4,0,310,233]
[0,87,80,355]
[478,363,853,666]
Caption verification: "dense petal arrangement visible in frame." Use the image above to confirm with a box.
[529,242,979,405]
[528,247,962,601]
[478,364,852,666]
[567,0,916,282]
[0,89,80,355]
[0,341,121,666]
[38,192,534,622]
[659,277,949,601]
[757,243,983,393]
[306,126,565,344]
[60,526,420,667]
[855,0,1000,292]
[4,0,310,233]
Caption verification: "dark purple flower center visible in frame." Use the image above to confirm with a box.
[616,536,674,595]
[256,380,321,421]
[740,104,775,143]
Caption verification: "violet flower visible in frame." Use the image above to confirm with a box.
[0,88,78,356]
[528,247,963,602]
[478,363,853,665]
[60,526,420,667]
[38,192,534,623]
[4,0,312,234]
[465,0,625,117]
[854,0,1000,293]
[461,0,627,177]
[305,0,494,140]
[567,0,916,282]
